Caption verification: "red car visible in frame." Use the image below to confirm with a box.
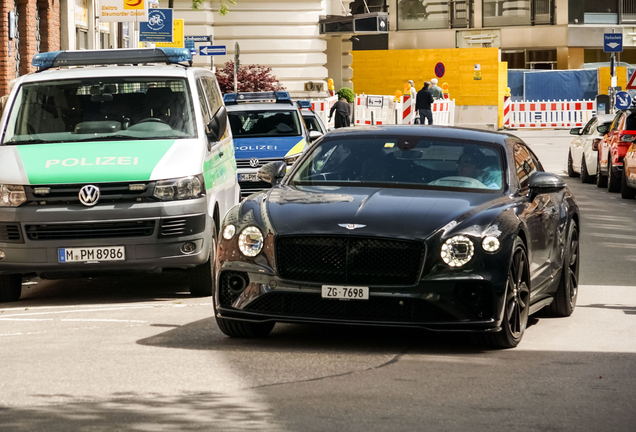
[597,109,636,192]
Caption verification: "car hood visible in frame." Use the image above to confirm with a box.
[265,185,501,239]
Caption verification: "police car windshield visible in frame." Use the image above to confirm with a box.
[3,77,196,144]
[228,110,302,138]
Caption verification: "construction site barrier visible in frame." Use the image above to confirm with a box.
[354,94,455,126]
[505,99,596,129]
[307,95,338,129]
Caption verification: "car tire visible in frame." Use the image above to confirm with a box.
[607,159,621,192]
[187,224,217,297]
[548,221,579,317]
[621,168,636,199]
[580,156,595,184]
[596,155,608,188]
[476,237,529,349]
[567,151,578,177]
[215,315,275,338]
[0,274,22,303]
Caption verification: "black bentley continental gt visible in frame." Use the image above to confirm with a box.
[214,126,580,348]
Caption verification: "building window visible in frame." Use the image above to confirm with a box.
[76,28,88,50]
[585,0,618,24]
[397,0,449,30]
[623,0,636,23]
[483,0,553,27]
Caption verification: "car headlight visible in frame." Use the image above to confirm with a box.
[482,236,501,252]
[223,224,236,240]
[238,226,264,257]
[441,235,474,267]
[0,184,27,207]
[154,174,205,201]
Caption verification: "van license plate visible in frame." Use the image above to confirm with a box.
[321,285,369,300]
[239,173,260,182]
[58,246,125,263]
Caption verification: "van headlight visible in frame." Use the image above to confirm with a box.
[238,226,264,257]
[0,184,27,207]
[441,235,475,267]
[154,174,205,201]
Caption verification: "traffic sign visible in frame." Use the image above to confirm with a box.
[627,71,636,90]
[185,35,210,42]
[435,62,445,78]
[604,33,623,53]
[199,45,226,56]
[615,91,632,110]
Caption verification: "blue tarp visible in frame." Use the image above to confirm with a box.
[523,70,599,101]
[507,69,599,101]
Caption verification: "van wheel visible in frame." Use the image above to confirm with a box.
[187,227,217,297]
[0,274,22,303]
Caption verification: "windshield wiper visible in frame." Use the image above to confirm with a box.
[74,135,147,142]
[5,138,59,145]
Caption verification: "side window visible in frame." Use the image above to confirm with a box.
[201,77,222,116]
[514,143,538,190]
[581,118,595,135]
[196,79,211,125]
[611,113,623,131]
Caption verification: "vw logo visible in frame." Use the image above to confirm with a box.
[78,185,100,207]
[249,158,260,168]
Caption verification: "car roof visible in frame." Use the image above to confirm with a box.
[595,114,616,123]
[322,125,510,145]
[16,65,197,84]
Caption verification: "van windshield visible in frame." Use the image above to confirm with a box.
[3,77,196,144]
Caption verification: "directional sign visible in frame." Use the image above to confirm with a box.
[185,35,210,42]
[604,33,623,53]
[615,91,632,110]
[199,45,226,56]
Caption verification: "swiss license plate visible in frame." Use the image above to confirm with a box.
[239,173,260,182]
[321,285,369,300]
[58,246,125,263]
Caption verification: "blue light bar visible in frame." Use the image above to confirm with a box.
[222,91,292,105]
[297,100,313,109]
[32,48,193,71]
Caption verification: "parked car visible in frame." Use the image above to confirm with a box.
[298,100,329,135]
[567,114,614,183]
[621,141,636,199]
[596,109,636,192]
[0,48,239,302]
[214,126,580,349]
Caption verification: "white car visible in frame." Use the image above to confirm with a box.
[567,114,615,183]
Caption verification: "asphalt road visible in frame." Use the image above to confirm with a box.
[1,129,635,432]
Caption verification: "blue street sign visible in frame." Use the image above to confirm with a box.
[604,33,623,53]
[199,45,226,56]
[185,36,211,42]
[139,9,174,43]
[615,91,632,110]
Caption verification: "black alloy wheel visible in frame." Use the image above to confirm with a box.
[607,159,621,192]
[0,274,22,303]
[187,223,217,297]
[567,151,578,177]
[580,156,595,184]
[549,221,579,317]
[621,167,636,199]
[477,237,530,349]
[596,155,608,188]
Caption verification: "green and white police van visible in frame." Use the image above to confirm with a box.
[0,48,239,302]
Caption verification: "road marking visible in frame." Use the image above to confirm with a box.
[0,305,155,317]
[0,318,54,321]
[60,319,146,322]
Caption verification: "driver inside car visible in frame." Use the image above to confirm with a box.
[457,147,501,189]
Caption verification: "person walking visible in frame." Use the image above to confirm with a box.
[415,81,434,125]
[329,97,351,128]
[430,78,443,100]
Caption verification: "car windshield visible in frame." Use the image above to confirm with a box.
[303,115,323,133]
[290,137,504,191]
[228,109,302,138]
[3,77,196,144]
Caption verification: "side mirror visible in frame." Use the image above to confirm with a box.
[258,161,288,185]
[528,172,566,196]
[597,125,609,134]
[309,130,323,142]
[592,138,602,151]
[570,127,582,135]
[206,105,228,144]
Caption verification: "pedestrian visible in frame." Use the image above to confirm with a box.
[407,80,417,100]
[415,81,434,125]
[329,97,351,128]
[430,78,443,100]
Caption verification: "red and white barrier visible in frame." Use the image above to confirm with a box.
[508,99,596,129]
[308,95,338,129]
[399,96,455,126]
[354,95,396,125]
[503,96,511,129]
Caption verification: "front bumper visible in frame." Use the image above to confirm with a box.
[0,198,212,276]
[214,261,505,332]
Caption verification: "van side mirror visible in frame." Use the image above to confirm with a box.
[206,105,228,144]
[258,161,287,186]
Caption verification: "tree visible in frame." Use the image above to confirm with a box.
[337,87,355,103]
[216,61,285,94]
